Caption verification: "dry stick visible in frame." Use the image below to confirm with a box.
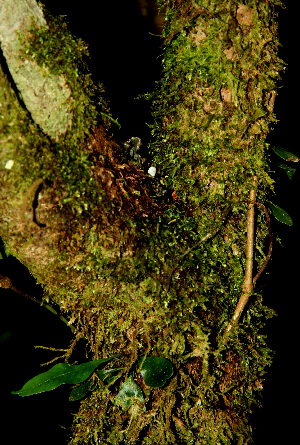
[223,185,256,337]
[223,184,273,338]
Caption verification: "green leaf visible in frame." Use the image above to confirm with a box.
[114,376,144,410]
[96,368,122,382]
[11,357,115,397]
[276,162,296,180]
[69,379,93,401]
[138,356,173,388]
[272,146,299,162]
[268,202,293,226]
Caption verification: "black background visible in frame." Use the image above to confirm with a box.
[1,1,299,443]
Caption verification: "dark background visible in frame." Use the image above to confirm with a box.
[1,1,298,443]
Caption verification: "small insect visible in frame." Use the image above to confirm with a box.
[155,183,167,197]
[123,137,168,198]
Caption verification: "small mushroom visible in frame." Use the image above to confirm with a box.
[148,166,156,177]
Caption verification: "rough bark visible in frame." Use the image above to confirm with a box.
[0,1,285,444]
[0,0,71,140]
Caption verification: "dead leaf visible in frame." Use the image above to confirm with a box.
[236,4,254,27]
[221,88,231,103]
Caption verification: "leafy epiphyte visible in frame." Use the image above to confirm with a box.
[114,375,145,410]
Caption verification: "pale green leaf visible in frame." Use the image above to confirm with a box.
[268,202,293,226]
[114,376,144,410]
[69,379,93,401]
[272,146,299,162]
[96,367,122,382]
[276,162,296,180]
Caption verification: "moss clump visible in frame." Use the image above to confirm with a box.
[18,3,117,145]
[150,0,285,212]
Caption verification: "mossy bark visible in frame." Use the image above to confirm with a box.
[0,1,285,444]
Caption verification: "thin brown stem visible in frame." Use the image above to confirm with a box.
[223,188,273,339]
[223,181,256,336]
[1,276,75,331]
[253,202,273,283]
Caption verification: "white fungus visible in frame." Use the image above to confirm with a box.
[5,160,14,170]
[148,166,156,177]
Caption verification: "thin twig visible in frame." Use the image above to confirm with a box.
[1,278,75,331]
[223,185,273,338]
[223,183,256,337]
[35,345,71,367]
[34,345,68,351]
[253,202,273,283]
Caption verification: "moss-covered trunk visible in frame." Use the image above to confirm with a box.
[0,0,285,443]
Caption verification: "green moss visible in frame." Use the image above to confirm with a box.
[1,1,286,444]
[150,1,285,214]
[19,4,118,146]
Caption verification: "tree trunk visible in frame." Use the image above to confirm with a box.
[0,0,285,443]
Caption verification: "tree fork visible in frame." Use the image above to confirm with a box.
[0,1,285,444]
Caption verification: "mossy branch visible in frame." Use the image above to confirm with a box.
[0,0,284,442]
